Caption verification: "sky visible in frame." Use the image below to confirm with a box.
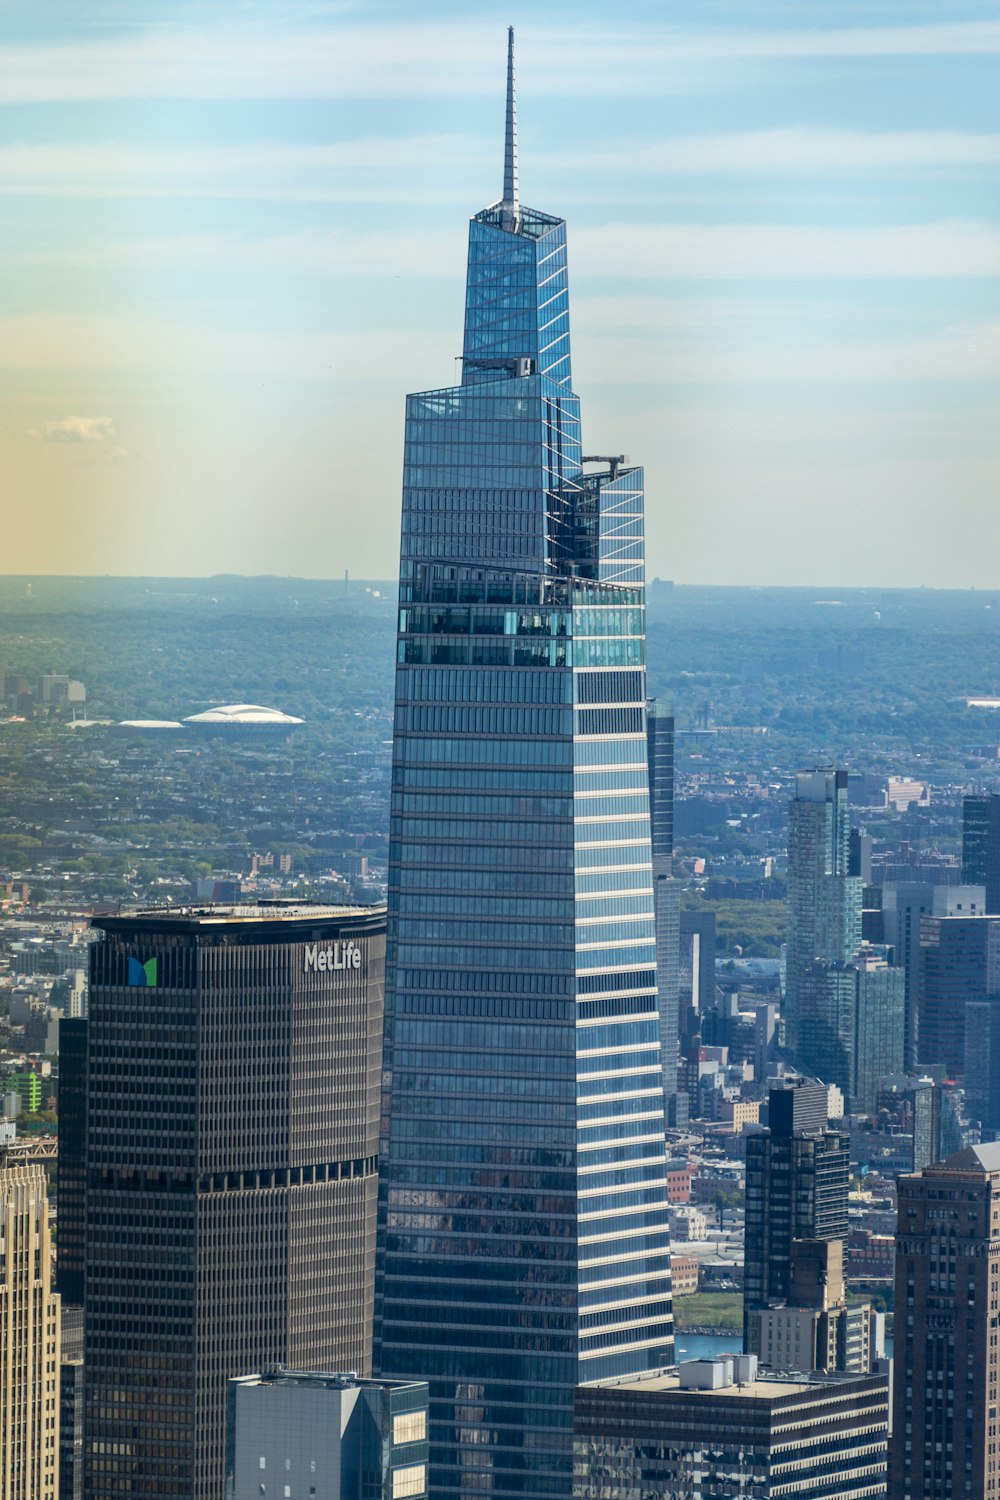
[2,0,999,587]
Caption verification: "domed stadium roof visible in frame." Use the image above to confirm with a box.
[116,719,185,730]
[183,704,304,725]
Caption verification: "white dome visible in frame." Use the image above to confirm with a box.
[183,703,304,725]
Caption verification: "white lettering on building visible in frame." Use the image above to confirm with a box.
[303,941,362,974]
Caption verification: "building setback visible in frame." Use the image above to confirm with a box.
[225,1371,429,1500]
[0,1157,61,1500]
[82,903,386,1500]
[376,30,673,1500]
[891,1143,1000,1500]
[573,1357,889,1499]
[744,1082,849,1354]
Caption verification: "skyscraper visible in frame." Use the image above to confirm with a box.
[918,913,1000,1101]
[962,792,1000,913]
[83,903,386,1500]
[891,1143,1000,1499]
[0,1157,61,1500]
[743,1082,849,1354]
[377,31,673,1499]
[881,882,985,1071]
[852,947,905,1114]
[55,1015,87,1309]
[785,768,863,1077]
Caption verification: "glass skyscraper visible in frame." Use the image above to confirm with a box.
[376,30,673,1500]
[785,768,863,1077]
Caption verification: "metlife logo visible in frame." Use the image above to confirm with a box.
[302,941,362,974]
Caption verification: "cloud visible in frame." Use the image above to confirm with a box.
[0,19,998,103]
[558,130,1000,176]
[16,219,1000,281]
[3,308,1000,393]
[0,136,482,201]
[26,415,126,458]
[2,129,1000,202]
[576,319,1000,387]
[572,220,1000,280]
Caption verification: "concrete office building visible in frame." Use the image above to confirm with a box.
[574,1356,889,1499]
[891,1143,1000,1499]
[744,1082,849,1354]
[0,1157,61,1500]
[82,903,386,1500]
[226,1371,429,1500]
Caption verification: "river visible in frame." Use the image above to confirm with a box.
[673,1331,743,1363]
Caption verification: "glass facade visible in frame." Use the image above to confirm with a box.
[377,35,672,1500]
[785,768,863,1075]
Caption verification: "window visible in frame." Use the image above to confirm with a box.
[392,1464,427,1499]
[393,1410,427,1445]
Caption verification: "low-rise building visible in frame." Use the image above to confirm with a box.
[225,1371,428,1500]
[670,1256,700,1297]
[574,1357,888,1499]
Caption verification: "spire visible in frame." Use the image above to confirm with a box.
[501,25,519,231]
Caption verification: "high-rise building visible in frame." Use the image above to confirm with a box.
[753,1238,877,1376]
[376,31,673,1499]
[0,1157,61,1500]
[226,1371,429,1500]
[55,1016,87,1309]
[881,882,985,1070]
[962,792,1000,913]
[744,1082,849,1353]
[891,1142,1000,1499]
[918,913,1000,1110]
[647,701,680,1106]
[59,1307,83,1500]
[785,769,863,1074]
[877,1074,943,1173]
[574,1357,889,1499]
[82,903,386,1500]
[852,947,905,1114]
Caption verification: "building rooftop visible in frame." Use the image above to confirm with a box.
[183,703,303,725]
[230,1369,426,1394]
[91,902,386,934]
[116,719,184,729]
[934,1141,1000,1175]
[591,1365,879,1403]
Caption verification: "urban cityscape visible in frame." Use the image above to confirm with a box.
[3,8,1000,1500]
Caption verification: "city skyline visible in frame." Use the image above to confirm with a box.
[2,0,999,587]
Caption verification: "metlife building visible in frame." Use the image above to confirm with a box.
[376,30,674,1500]
[82,902,386,1500]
